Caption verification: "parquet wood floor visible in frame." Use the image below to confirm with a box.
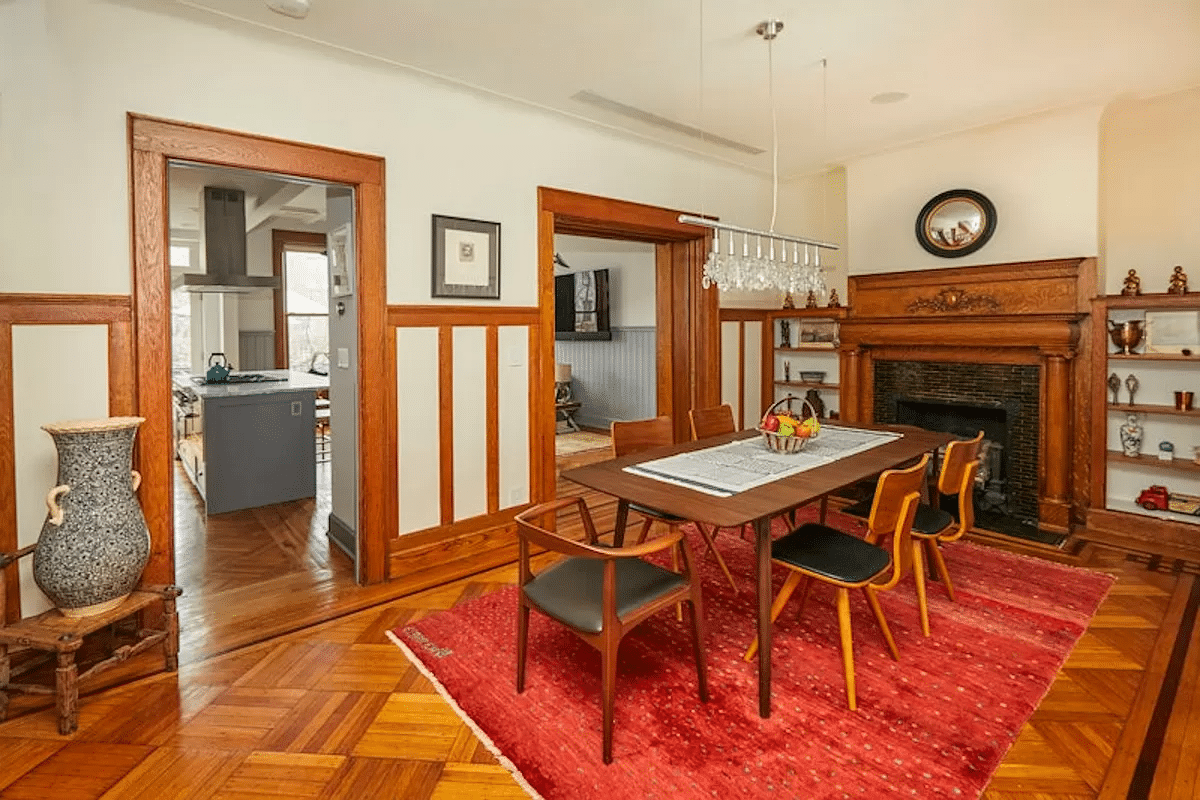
[2,451,1198,797]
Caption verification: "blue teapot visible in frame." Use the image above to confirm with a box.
[206,353,232,383]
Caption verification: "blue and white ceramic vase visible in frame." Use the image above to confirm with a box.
[33,417,151,618]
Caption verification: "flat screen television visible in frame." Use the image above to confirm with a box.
[555,269,612,341]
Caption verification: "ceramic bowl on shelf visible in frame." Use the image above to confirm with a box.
[799,371,826,383]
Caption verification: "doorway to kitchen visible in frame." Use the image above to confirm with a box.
[166,161,359,660]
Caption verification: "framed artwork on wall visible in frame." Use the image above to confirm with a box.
[1145,310,1200,353]
[431,214,501,299]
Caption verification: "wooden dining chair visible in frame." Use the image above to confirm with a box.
[688,403,737,440]
[908,432,984,610]
[743,454,930,711]
[515,497,708,764]
[611,416,739,593]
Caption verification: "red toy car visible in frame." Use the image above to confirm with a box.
[1137,485,1200,515]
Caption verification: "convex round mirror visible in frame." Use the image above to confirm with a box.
[915,189,996,258]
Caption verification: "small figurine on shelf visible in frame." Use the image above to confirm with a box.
[783,361,791,382]
[1125,373,1140,406]
[804,388,826,419]
[1168,265,1188,295]
[782,292,796,309]
[779,319,791,348]
[1194,445,1200,466]
[1159,441,1176,462]
[827,289,841,308]
[1108,372,1121,405]
[1121,269,1142,296]
[1119,413,1144,457]
[805,290,818,309]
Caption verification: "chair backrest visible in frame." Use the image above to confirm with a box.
[938,431,985,496]
[866,454,929,590]
[689,404,736,440]
[611,415,674,458]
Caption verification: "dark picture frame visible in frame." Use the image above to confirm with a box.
[431,214,501,299]
[915,189,997,258]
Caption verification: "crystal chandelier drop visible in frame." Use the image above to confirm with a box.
[681,19,838,295]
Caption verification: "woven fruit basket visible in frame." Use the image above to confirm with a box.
[757,396,820,454]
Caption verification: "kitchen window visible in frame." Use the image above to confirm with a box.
[284,248,330,372]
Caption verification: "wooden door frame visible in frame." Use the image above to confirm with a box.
[535,187,720,500]
[129,114,389,587]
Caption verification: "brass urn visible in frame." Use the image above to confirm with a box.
[1108,320,1144,355]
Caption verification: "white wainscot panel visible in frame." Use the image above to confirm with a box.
[396,327,441,535]
[452,327,488,521]
[720,321,741,423]
[13,325,110,618]
[743,321,763,423]
[498,326,530,509]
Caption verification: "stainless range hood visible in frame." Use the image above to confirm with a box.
[176,187,281,293]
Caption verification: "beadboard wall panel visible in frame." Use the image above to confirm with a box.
[237,330,275,371]
[554,326,656,429]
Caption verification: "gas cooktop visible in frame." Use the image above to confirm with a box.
[191,373,289,386]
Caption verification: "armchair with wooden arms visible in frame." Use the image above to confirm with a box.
[515,497,708,764]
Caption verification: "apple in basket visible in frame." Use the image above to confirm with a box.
[762,414,780,432]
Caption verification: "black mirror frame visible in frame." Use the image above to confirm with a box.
[915,189,997,258]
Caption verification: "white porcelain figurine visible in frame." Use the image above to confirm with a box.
[1119,414,1144,457]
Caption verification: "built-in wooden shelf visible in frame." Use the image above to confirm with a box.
[776,344,837,352]
[1109,352,1200,361]
[775,381,839,390]
[1108,451,1200,474]
[1104,293,1200,310]
[1106,403,1200,418]
[768,307,848,319]
[1101,500,1200,527]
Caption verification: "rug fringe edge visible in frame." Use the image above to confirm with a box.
[385,629,546,800]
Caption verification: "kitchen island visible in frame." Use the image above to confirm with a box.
[173,370,330,515]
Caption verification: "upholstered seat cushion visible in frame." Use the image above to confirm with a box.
[771,523,891,585]
[523,557,687,634]
[629,502,687,524]
[910,504,954,537]
[842,499,953,538]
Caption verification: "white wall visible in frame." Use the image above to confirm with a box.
[1100,86,1200,294]
[845,105,1103,274]
[553,235,656,327]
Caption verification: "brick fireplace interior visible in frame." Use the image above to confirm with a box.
[838,257,1096,538]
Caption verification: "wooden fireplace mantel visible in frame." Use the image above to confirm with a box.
[839,257,1097,534]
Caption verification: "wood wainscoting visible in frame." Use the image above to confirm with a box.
[0,293,135,623]
[839,257,1096,534]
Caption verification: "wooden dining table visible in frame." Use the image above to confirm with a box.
[561,423,954,718]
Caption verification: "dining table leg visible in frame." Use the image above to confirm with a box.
[613,499,630,547]
[755,514,772,718]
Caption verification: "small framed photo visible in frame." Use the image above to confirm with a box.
[328,222,353,297]
[1145,310,1200,353]
[431,214,500,299]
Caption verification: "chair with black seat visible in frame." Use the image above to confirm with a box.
[908,432,984,611]
[743,454,930,711]
[515,497,708,764]
[611,415,739,594]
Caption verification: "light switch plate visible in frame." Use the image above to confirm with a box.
[337,347,350,368]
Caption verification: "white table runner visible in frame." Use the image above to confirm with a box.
[623,425,903,497]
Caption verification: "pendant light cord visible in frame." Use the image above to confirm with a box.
[768,34,778,234]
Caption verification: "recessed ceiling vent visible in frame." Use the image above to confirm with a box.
[571,90,764,155]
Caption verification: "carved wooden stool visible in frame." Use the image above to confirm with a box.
[1,545,181,734]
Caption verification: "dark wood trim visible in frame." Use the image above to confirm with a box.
[107,320,135,418]
[437,326,454,526]
[486,325,500,515]
[0,294,131,324]
[654,242,674,426]
[271,230,327,369]
[0,323,16,623]
[129,114,389,589]
[387,305,539,327]
[737,321,745,430]
[719,308,772,322]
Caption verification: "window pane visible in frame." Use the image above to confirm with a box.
[288,314,329,372]
[171,288,191,370]
[285,251,329,314]
[170,245,192,268]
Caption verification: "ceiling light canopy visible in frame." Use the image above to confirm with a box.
[265,0,311,19]
[684,19,838,296]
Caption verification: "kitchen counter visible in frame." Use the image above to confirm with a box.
[172,369,327,515]
[173,369,329,399]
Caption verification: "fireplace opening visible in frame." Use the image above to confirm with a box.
[895,397,1012,517]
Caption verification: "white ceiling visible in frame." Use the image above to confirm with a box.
[157,0,1200,177]
[168,163,341,237]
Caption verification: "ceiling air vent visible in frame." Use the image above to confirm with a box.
[572,90,764,155]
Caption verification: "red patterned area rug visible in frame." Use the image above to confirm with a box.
[389,510,1113,800]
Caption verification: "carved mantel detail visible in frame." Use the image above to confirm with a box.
[906,287,1001,314]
